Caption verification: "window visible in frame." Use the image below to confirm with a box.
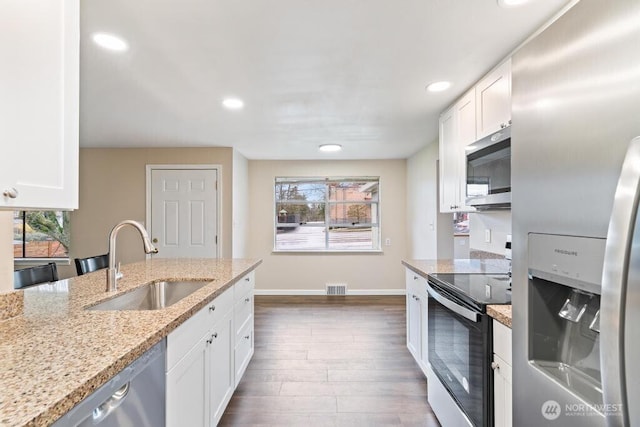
[13,211,70,259]
[274,177,380,251]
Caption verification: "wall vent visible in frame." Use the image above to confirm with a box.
[326,283,347,296]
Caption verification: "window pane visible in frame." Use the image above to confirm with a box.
[276,203,325,224]
[275,225,326,251]
[13,211,24,257]
[328,203,375,225]
[328,181,379,202]
[275,182,325,202]
[328,227,377,250]
[23,211,69,258]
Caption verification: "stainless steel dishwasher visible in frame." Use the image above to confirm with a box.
[53,340,166,427]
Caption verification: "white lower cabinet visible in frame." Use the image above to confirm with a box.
[166,271,255,427]
[493,319,513,427]
[166,332,210,427]
[405,268,428,376]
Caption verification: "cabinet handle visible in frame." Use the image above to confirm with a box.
[2,188,18,199]
[508,119,512,125]
[244,335,250,340]
[209,305,216,312]
[245,297,251,302]
[413,276,418,280]
[206,337,213,345]
[245,277,250,282]
[491,361,500,371]
[212,332,218,339]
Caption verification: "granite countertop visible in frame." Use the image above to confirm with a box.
[487,304,512,328]
[402,258,511,277]
[0,258,261,427]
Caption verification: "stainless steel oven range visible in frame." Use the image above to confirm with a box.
[426,273,511,427]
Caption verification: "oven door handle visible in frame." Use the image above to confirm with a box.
[427,284,479,323]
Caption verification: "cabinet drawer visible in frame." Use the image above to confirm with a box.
[234,292,253,338]
[493,319,512,366]
[234,271,254,302]
[167,286,233,371]
[234,321,254,387]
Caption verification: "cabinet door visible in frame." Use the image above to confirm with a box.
[235,319,254,388]
[0,0,79,210]
[419,293,429,371]
[407,293,422,361]
[439,106,459,213]
[455,90,477,212]
[166,334,210,427]
[476,59,511,139]
[493,354,513,427]
[210,310,235,426]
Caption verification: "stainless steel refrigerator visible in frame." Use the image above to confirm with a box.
[511,0,640,426]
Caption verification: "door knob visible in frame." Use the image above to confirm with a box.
[3,188,18,198]
[152,238,158,243]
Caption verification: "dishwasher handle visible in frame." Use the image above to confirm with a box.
[427,283,479,323]
[91,382,130,424]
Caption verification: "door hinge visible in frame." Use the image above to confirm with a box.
[215,235,218,244]
[215,181,218,190]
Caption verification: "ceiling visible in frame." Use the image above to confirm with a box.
[80,0,572,160]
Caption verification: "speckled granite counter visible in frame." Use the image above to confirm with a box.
[0,258,261,427]
[402,258,510,278]
[488,304,512,328]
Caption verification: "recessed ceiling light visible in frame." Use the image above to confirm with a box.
[426,81,451,92]
[222,98,244,110]
[497,0,530,7]
[92,33,128,52]
[319,144,342,153]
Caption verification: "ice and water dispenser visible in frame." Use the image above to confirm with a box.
[528,233,604,406]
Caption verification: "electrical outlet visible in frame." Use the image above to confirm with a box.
[485,229,492,243]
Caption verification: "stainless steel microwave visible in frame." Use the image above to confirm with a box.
[465,126,511,210]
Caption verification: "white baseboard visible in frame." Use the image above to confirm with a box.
[254,289,406,296]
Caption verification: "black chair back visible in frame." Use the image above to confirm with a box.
[74,254,109,276]
[14,263,59,289]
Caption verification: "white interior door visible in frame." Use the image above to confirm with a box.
[150,168,218,258]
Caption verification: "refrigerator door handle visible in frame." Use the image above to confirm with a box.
[601,136,640,427]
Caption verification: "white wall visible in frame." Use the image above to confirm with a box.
[469,211,512,256]
[406,141,454,260]
[0,212,13,292]
[232,150,249,258]
[248,159,407,293]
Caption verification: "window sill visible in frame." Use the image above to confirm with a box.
[272,249,383,255]
[14,258,71,266]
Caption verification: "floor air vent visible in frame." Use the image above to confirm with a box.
[326,284,347,296]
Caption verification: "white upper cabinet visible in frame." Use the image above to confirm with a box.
[0,0,79,210]
[476,59,512,139]
[439,106,459,213]
[439,89,476,213]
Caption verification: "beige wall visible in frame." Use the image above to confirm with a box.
[0,212,13,292]
[232,150,249,258]
[248,159,407,293]
[69,148,233,278]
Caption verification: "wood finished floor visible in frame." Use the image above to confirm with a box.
[219,296,440,427]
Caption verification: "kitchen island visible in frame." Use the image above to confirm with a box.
[0,258,261,427]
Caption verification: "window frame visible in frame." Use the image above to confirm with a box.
[13,211,71,265]
[273,177,381,253]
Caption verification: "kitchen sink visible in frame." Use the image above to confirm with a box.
[87,280,211,311]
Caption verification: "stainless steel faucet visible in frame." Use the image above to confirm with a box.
[107,220,158,292]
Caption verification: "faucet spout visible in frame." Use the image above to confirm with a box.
[106,220,158,292]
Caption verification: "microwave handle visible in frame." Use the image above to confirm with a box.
[427,284,479,323]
